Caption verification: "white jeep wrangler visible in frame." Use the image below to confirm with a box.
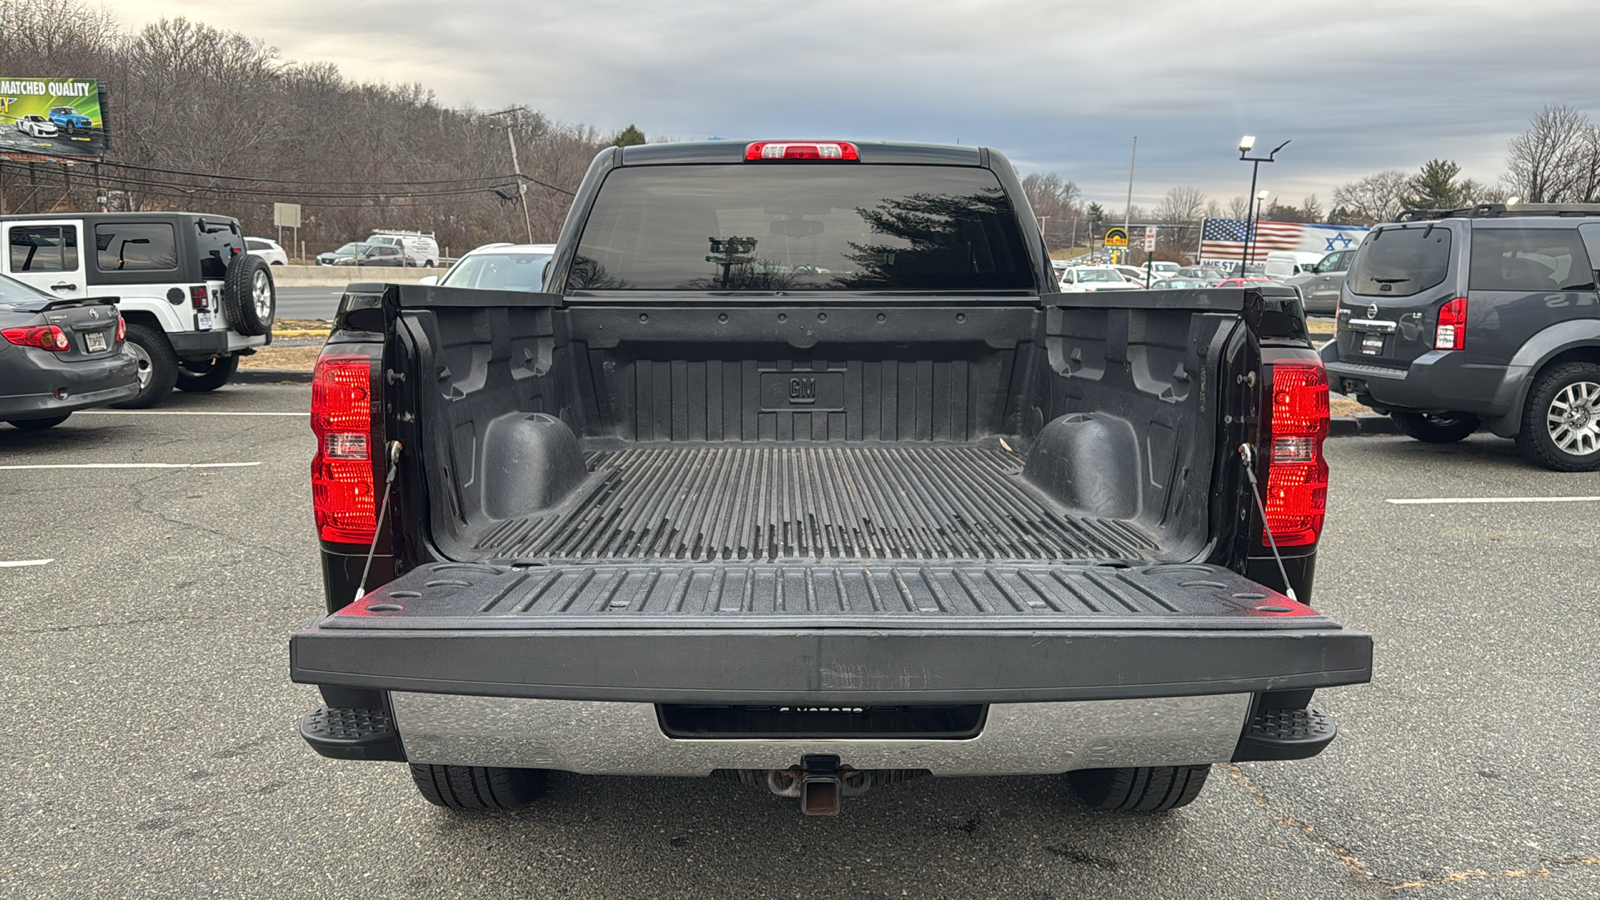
[2,212,275,407]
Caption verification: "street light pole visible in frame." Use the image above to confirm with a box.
[1123,136,1137,266]
[1237,136,1289,274]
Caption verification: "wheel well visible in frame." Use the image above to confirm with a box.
[120,310,167,334]
[1534,346,1600,379]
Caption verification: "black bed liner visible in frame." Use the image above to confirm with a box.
[289,561,1373,704]
[473,444,1159,563]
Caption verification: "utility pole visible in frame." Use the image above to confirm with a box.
[1123,136,1137,266]
[489,106,535,244]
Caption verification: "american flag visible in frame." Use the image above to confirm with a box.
[1198,218,1370,262]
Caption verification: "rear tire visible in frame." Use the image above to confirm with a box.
[1517,362,1600,472]
[8,414,70,431]
[409,764,547,811]
[1390,411,1480,443]
[112,323,179,409]
[1069,765,1211,812]
[175,354,239,393]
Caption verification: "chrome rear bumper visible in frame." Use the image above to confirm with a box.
[390,692,1252,776]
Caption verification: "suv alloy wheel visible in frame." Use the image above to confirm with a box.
[1517,362,1600,472]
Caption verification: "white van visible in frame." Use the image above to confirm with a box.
[1264,251,1327,279]
[367,230,440,267]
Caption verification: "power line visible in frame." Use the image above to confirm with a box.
[95,159,576,197]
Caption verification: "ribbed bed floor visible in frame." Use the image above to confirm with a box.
[472,445,1161,563]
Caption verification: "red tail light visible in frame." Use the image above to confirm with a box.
[1435,297,1466,350]
[1262,361,1329,547]
[190,285,211,310]
[116,316,126,343]
[311,354,382,544]
[745,141,859,161]
[3,325,70,351]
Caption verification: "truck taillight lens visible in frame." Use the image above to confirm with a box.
[2,325,70,351]
[190,285,211,310]
[1435,297,1466,350]
[311,354,381,544]
[1262,362,1329,547]
[744,141,860,161]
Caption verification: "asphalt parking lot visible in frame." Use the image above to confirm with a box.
[3,385,1597,898]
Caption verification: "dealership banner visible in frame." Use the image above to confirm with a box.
[0,78,108,159]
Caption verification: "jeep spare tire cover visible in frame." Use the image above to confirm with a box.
[223,253,276,336]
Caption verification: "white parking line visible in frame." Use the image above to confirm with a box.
[74,411,304,417]
[1387,496,1600,505]
[0,462,262,471]
[0,559,53,567]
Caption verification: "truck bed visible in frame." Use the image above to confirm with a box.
[473,443,1159,563]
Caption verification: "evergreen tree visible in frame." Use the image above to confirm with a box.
[613,125,647,147]
[1402,159,1468,210]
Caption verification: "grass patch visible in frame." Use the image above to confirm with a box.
[242,346,320,371]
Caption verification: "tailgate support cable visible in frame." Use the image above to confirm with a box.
[1238,443,1298,602]
[354,440,403,604]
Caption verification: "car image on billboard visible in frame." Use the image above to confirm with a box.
[0,78,107,159]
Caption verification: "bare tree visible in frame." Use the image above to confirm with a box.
[1151,186,1205,256]
[1020,172,1082,250]
[1301,194,1324,223]
[1503,105,1600,203]
[1331,170,1410,224]
[1225,195,1250,219]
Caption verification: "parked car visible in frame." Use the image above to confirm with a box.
[1060,266,1140,291]
[244,237,289,266]
[3,212,275,408]
[1149,261,1181,279]
[1322,203,1600,470]
[1174,266,1216,280]
[1264,251,1328,280]
[0,271,137,429]
[1158,278,1221,290]
[417,243,555,291]
[317,242,367,266]
[1209,273,1286,286]
[15,115,58,138]
[334,244,411,267]
[291,139,1368,818]
[367,230,440,267]
[47,106,92,134]
[1286,248,1359,315]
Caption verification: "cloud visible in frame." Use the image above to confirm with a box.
[118,0,1599,208]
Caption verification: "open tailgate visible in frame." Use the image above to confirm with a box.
[291,561,1372,705]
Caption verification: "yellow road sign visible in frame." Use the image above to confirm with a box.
[1104,227,1129,247]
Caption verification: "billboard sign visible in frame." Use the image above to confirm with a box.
[0,78,108,160]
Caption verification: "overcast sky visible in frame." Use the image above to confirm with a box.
[123,0,1598,213]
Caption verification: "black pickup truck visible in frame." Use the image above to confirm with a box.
[291,140,1370,816]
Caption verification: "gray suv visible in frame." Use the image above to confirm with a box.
[1322,204,1600,470]
[1288,248,1358,314]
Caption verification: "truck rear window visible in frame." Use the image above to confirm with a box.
[1348,226,1452,297]
[569,165,1034,292]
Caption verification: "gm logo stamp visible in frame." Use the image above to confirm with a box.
[760,372,844,410]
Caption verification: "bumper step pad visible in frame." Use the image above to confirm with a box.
[1233,707,1337,761]
[300,706,405,761]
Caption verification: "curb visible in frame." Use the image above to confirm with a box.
[237,369,313,385]
[1329,413,1398,437]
